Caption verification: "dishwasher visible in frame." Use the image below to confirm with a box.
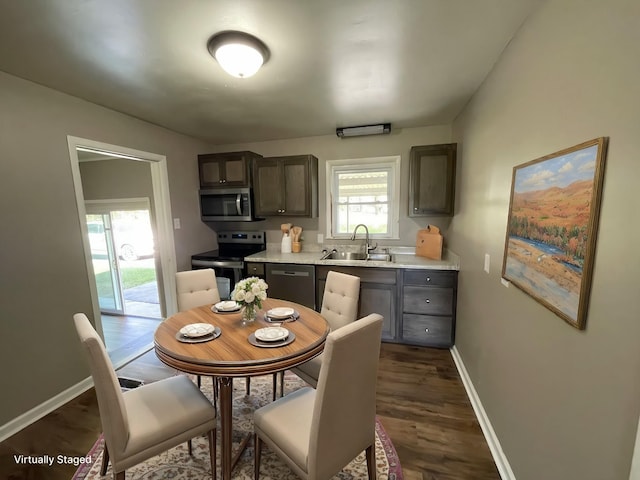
[265,263,316,310]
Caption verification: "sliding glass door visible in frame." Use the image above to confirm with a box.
[86,213,124,313]
[85,199,161,318]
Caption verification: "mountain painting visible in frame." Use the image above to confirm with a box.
[502,138,608,329]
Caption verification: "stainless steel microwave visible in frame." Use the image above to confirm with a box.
[199,188,256,221]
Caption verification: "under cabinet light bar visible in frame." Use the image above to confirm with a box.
[336,123,391,138]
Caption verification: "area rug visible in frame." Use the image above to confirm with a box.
[73,373,403,479]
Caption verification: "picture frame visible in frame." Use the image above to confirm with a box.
[502,137,608,329]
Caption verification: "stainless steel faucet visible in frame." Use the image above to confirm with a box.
[350,224,377,253]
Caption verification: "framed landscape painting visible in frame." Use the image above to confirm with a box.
[502,137,608,329]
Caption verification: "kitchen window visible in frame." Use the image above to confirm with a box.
[325,156,400,239]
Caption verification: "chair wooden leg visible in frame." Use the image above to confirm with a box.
[188,439,193,456]
[208,429,217,480]
[254,433,262,480]
[197,375,202,388]
[100,444,109,475]
[246,376,251,395]
[366,444,376,480]
[115,471,125,480]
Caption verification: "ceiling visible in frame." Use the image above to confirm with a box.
[0,0,542,145]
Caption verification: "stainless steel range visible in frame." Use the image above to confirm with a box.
[191,231,266,299]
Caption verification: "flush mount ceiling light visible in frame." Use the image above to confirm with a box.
[207,30,270,78]
[336,123,391,138]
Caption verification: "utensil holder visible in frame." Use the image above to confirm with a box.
[292,241,301,253]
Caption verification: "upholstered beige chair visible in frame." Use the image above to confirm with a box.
[175,268,253,396]
[290,270,361,388]
[254,313,383,480]
[73,313,217,480]
[175,268,221,311]
[176,268,221,390]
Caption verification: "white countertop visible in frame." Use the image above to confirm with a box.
[244,248,460,271]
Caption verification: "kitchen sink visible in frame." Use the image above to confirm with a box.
[322,251,367,261]
[366,253,393,262]
[320,251,393,262]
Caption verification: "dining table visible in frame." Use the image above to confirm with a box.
[154,298,329,480]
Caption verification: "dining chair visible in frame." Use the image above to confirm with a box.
[254,313,383,480]
[73,313,217,480]
[176,268,221,391]
[288,270,361,389]
[175,268,252,396]
[175,268,221,311]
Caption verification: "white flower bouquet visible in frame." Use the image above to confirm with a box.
[231,276,268,321]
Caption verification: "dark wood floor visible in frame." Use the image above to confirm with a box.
[0,337,499,479]
[377,344,499,479]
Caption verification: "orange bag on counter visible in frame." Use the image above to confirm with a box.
[415,225,443,260]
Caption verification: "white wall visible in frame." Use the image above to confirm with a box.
[449,0,640,478]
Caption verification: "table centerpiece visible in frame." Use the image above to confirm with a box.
[231,276,268,323]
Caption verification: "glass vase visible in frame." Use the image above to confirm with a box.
[241,303,257,323]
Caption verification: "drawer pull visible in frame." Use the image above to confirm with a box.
[426,277,431,283]
[425,328,429,333]
[425,299,430,303]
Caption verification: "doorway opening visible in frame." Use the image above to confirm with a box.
[68,136,178,368]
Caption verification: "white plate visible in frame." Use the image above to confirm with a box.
[179,323,215,338]
[267,307,295,319]
[254,327,289,342]
[215,301,240,311]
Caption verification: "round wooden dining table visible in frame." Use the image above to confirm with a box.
[154,298,329,480]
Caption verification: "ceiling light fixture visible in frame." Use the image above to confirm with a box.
[207,30,270,78]
[336,123,391,138]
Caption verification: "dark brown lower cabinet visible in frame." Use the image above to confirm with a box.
[315,266,398,342]
[264,262,458,347]
[402,314,454,347]
[400,269,458,348]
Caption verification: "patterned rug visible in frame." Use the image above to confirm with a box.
[73,373,403,479]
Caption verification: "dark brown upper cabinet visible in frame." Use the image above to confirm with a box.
[409,143,457,217]
[253,154,318,217]
[198,151,262,188]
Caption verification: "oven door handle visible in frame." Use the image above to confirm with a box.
[236,194,242,216]
[191,259,244,269]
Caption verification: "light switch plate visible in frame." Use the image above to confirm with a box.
[317,233,323,244]
[484,254,490,273]
[173,218,181,229]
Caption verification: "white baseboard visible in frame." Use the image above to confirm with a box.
[450,345,516,480]
[0,377,94,443]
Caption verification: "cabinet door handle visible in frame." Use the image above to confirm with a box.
[426,277,431,283]
[425,299,430,303]
[425,328,430,333]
